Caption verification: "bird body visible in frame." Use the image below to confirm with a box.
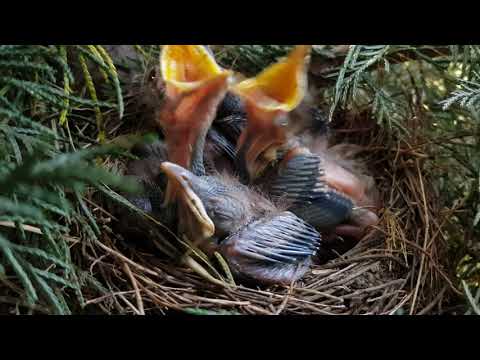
[160,162,321,285]
[230,45,380,251]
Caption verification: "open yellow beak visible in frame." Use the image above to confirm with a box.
[159,71,232,169]
[161,45,232,96]
[231,45,311,113]
[232,45,312,181]
[158,45,232,170]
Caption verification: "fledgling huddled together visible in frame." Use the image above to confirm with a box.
[119,45,380,286]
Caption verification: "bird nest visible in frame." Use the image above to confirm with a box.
[74,76,458,316]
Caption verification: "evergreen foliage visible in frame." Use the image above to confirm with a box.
[0,45,134,314]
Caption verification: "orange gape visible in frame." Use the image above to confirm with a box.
[157,45,231,170]
[232,46,312,180]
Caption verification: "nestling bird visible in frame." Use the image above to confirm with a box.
[114,44,236,242]
[160,161,321,285]
[230,45,380,249]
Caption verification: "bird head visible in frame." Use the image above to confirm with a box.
[231,45,312,182]
[160,162,251,244]
[158,45,233,170]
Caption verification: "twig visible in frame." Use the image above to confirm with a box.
[418,285,448,315]
[0,221,43,235]
[122,262,145,315]
[182,256,233,289]
[275,280,294,315]
[320,254,407,269]
[245,305,274,315]
[305,263,358,289]
[294,288,344,303]
[117,293,141,315]
[342,279,405,300]
[400,238,460,295]
[89,254,108,275]
[410,160,431,315]
[94,239,159,277]
[84,290,138,306]
[316,262,381,292]
[388,292,414,315]
[185,296,250,306]
[82,197,118,221]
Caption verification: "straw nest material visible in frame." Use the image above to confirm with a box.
[75,54,459,316]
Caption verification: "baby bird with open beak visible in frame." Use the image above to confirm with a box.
[113,45,234,242]
[231,45,380,249]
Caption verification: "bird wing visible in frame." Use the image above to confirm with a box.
[219,211,321,285]
[269,151,354,229]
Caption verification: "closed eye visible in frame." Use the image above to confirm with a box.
[214,212,231,221]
